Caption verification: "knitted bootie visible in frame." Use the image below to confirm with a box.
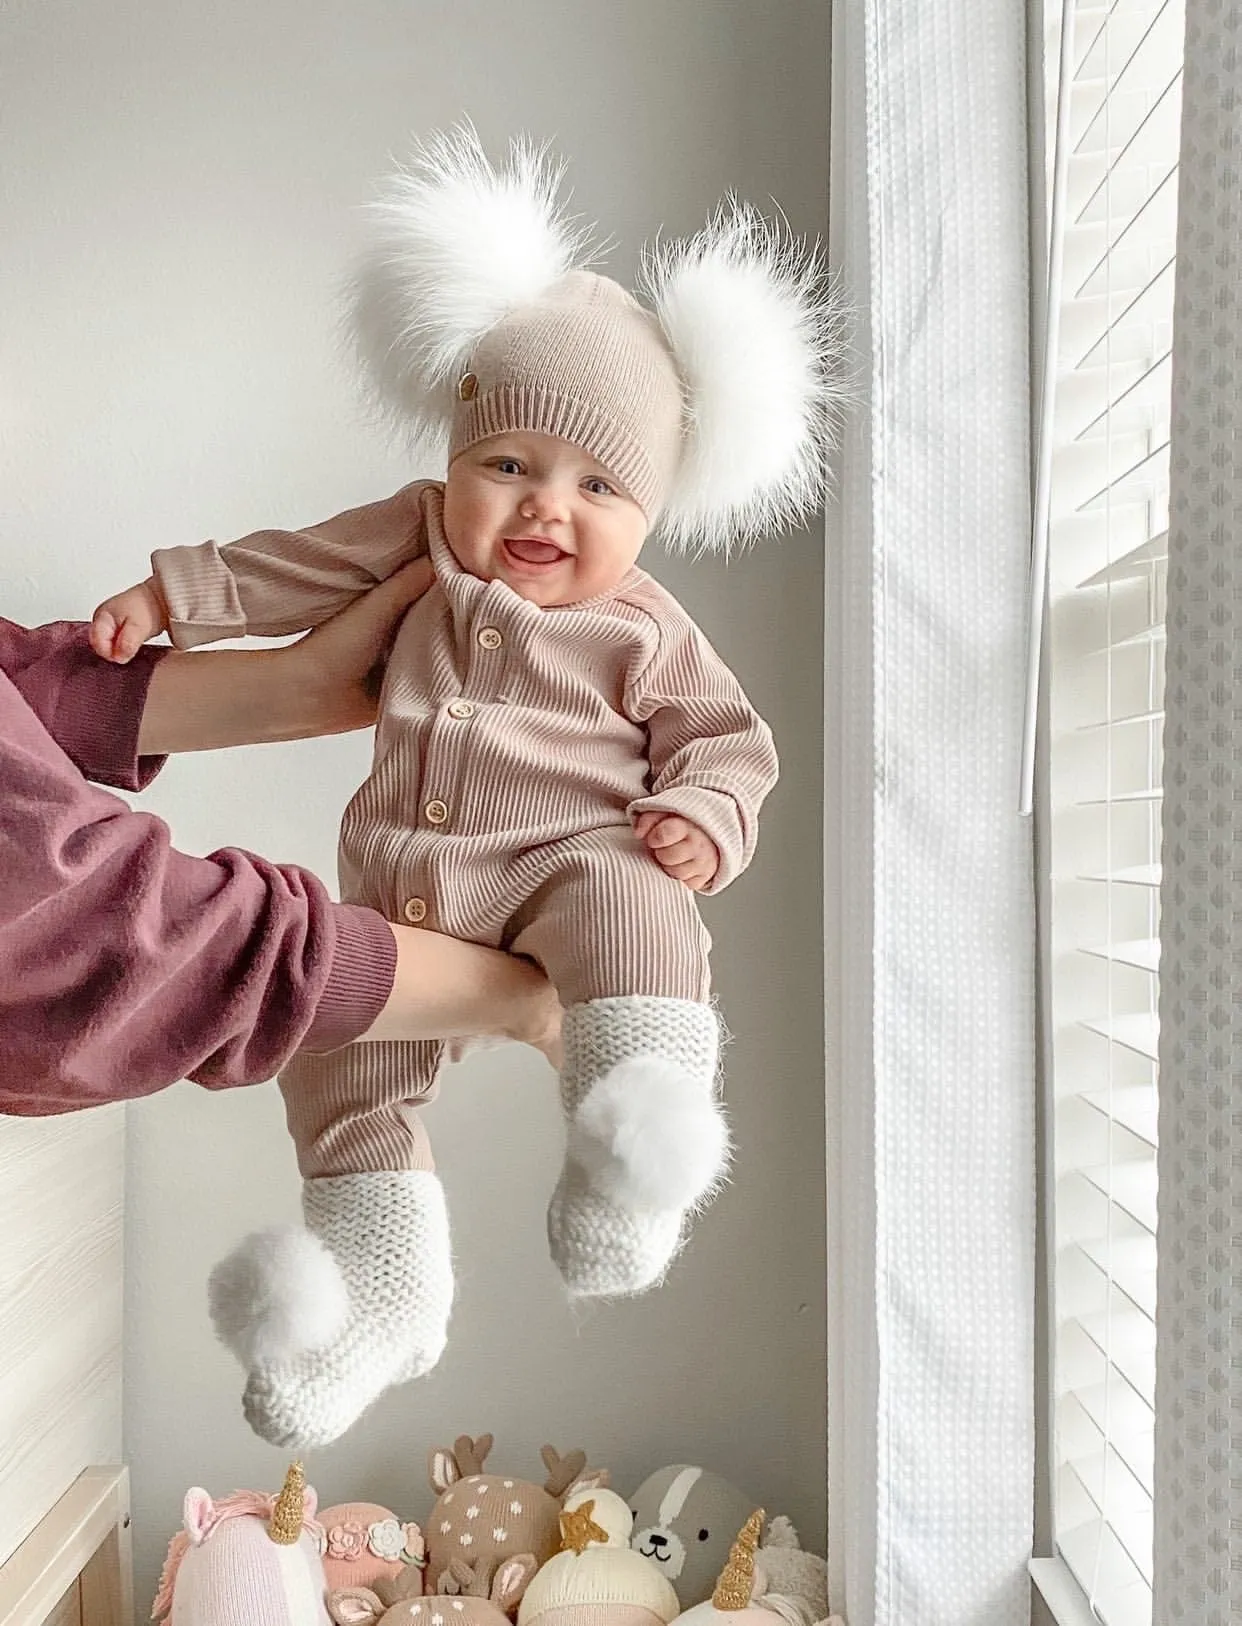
[547,997,730,1297]
[208,1170,453,1450]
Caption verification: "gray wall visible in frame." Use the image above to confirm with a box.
[0,1,829,1614]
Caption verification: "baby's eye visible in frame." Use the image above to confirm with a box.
[494,458,522,475]
[584,477,616,496]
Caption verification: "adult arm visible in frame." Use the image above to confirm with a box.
[0,617,558,1115]
[0,647,394,1113]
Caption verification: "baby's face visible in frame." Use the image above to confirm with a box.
[442,431,649,607]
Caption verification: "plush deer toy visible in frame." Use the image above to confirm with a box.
[424,1435,608,1595]
[328,1555,538,1626]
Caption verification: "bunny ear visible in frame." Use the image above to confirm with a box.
[639,197,851,557]
[346,120,599,449]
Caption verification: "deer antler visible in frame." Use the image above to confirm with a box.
[454,1433,494,1477]
[541,1445,588,1498]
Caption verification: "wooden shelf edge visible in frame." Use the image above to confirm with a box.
[0,1466,132,1626]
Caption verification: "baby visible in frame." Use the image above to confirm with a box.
[92,128,842,1451]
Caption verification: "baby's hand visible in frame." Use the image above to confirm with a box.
[633,811,720,892]
[90,578,167,663]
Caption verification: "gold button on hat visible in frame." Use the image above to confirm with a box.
[457,371,478,401]
[403,897,427,923]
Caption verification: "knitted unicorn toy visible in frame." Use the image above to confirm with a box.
[152,1462,330,1626]
[672,1513,844,1626]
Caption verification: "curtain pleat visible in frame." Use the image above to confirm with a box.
[1153,3,1242,1619]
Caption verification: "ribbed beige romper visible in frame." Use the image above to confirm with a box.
[153,481,779,1177]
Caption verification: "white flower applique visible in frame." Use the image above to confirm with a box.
[368,1519,407,1562]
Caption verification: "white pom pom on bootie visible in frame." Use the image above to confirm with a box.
[208,1169,453,1450]
[547,997,729,1298]
[568,1057,730,1210]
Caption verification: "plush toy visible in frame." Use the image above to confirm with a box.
[319,1502,427,1594]
[628,1466,757,1607]
[424,1435,607,1594]
[673,1514,844,1626]
[151,1462,330,1625]
[753,1518,830,1625]
[329,1555,537,1626]
[517,1488,680,1626]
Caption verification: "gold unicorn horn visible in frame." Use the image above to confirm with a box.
[269,1462,306,1545]
[712,1510,766,1611]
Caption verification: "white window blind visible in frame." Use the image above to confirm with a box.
[1041,1,1183,1623]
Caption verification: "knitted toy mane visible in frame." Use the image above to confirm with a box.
[152,1490,326,1618]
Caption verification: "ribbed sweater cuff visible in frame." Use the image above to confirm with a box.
[52,637,170,791]
[300,904,397,1053]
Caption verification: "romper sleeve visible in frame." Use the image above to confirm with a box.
[151,480,437,649]
[624,616,780,895]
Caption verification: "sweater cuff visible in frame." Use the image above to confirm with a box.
[51,637,171,791]
[151,541,248,649]
[300,904,397,1053]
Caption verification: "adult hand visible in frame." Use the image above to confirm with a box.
[286,557,434,731]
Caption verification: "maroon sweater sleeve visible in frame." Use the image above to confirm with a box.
[0,619,396,1113]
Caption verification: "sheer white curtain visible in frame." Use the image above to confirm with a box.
[825,4,1037,1624]
[1153,2,1242,1617]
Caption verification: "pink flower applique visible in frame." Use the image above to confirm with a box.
[327,1521,367,1561]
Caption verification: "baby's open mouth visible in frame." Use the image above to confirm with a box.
[503,537,568,567]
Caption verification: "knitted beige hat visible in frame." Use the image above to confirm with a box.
[348,123,848,553]
[516,1491,680,1626]
[447,271,683,519]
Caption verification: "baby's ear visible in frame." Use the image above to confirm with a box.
[327,1587,386,1626]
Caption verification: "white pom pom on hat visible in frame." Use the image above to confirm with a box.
[346,121,848,553]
